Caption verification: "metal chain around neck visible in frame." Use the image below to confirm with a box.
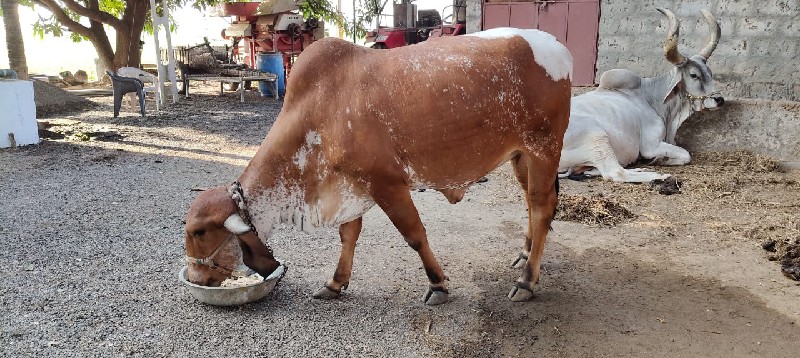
[228,181,257,233]
[227,181,280,267]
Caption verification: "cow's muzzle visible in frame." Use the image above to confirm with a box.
[686,92,724,110]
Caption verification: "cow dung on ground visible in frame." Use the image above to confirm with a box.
[760,238,800,281]
[780,243,800,280]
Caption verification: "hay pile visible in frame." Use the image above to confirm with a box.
[556,193,636,227]
[693,150,783,173]
[33,80,95,118]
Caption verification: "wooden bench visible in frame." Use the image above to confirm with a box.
[183,68,279,102]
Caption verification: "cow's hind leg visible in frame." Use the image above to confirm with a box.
[510,154,532,269]
[373,185,449,305]
[509,153,559,302]
[313,217,363,299]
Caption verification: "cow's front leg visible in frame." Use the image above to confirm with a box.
[374,185,449,305]
[313,217,363,299]
[641,141,691,166]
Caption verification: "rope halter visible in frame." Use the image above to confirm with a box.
[186,233,236,275]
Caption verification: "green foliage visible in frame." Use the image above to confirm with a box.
[32,13,65,39]
[20,0,382,67]
[297,0,348,34]
[297,0,388,39]
[99,0,125,17]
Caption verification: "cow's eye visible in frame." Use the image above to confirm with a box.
[689,73,698,79]
[193,229,206,237]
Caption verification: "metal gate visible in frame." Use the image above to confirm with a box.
[482,0,600,86]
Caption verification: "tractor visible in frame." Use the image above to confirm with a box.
[365,0,467,49]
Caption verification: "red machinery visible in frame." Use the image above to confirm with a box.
[365,0,466,49]
[217,0,323,75]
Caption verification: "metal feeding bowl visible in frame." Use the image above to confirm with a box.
[178,265,285,306]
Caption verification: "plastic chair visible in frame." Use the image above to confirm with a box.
[106,70,145,118]
[117,67,160,111]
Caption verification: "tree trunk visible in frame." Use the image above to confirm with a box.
[112,0,150,70]
[86,0,115,74]
[1,0,29,79]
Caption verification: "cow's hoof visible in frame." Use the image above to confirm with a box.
[511,252,528,268]
[312,286,341,299]
[508,282,534,302]
[423,286,449,305]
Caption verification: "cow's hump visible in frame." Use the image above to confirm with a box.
[467,27,573,82]
[597,69,642,90]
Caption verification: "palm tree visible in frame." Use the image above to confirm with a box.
[1,0,29,79]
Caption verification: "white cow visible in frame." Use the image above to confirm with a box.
[559,8,724,182]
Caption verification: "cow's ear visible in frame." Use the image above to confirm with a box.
[237,231,280,277]
[663,68,683,103]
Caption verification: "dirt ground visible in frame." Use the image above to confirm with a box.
[1,83,799,357]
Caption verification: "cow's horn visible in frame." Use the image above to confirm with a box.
[697,9,721,59]
[224,213,252,234]
[657,8,687,65]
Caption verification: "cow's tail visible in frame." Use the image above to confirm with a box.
[550,178,559,232]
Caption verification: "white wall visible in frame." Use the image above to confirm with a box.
[0,80,38,148]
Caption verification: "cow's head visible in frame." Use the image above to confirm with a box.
[184,186,281,286]
[658,8,724,112]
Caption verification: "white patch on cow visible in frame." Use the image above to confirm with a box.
[347,121,352,130]
[443,54,474,69]
[329,182,375,225]
[346,107,351,114]
[293,147,309,170]
[293,131,323,171]
[247,183,302,240]
[404,164,441,190]
[223,214,252,234]
[467,28,573,81]
[305,131,322,146]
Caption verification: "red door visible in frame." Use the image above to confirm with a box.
[482,0,599,86]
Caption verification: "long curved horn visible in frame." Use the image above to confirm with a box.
[697,9,721,59]
[657,8,687,65]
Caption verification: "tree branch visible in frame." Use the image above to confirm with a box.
[32,0,94,38]
[33,0,115,66]
[60,0,122,28]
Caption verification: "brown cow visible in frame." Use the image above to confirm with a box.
[184,28,573,305]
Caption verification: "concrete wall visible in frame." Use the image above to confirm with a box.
[466,0,482,34]
[598,0,800,102]
[677,100,800,167]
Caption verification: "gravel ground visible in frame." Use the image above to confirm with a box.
[2,84,799,357]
